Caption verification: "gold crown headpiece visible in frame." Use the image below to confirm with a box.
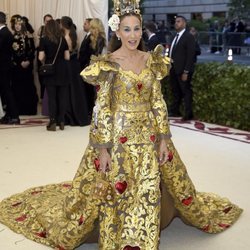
[113,0,141,16]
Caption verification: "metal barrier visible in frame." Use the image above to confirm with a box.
[158,31,250,56]
[196,31,250,55]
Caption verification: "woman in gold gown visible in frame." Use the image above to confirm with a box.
[0,3,242,250]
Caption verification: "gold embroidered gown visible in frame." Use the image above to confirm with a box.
[0,46,242,250]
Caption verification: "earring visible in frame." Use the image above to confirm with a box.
[117,36,121,40]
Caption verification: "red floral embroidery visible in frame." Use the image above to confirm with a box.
[115,181,127,194]
[35,231,47,238]
[223,207,232,214]
[31,191,42,195]
[57,246,65,250]
[96,85,100,92]
[119,136,128,144]
[150,135,156,142]
[168,151,173,162]
[12,202,22,207]
[218,223,230,229]
[124,246,140,250]
[202,225,210,232]
[15,214,27,222]
[181,196,193,206]
[94,158,100,171]
[79,215,84,226]
[137,82,143,91]
[62,183,71,188]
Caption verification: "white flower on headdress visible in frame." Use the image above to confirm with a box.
[108,14,120,31]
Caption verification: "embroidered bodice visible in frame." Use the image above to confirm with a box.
[81,45,171,147]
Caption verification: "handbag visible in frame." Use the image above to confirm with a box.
[39,37,62,76]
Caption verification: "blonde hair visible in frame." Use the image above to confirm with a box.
[89,18,106,50]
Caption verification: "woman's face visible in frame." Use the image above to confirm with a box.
[116,15,142,51]
[14,21,22,32]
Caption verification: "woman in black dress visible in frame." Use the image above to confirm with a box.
[60,16,89,126]
[38,19,70,131]
[10,15,38,115]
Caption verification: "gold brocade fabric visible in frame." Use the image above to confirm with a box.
[0,46,242,250]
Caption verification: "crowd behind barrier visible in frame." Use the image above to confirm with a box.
[158,30,250,56]
[197,31,250,55]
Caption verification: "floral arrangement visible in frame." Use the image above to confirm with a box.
[108,14,120,31]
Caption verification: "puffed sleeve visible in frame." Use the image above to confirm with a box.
[80,55,118,148]
[150,44,171,80]
[150,45,172,139]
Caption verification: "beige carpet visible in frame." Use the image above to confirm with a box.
[0,118,249,250]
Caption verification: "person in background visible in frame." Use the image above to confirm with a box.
[156,20,167,45]
[79,18,106,119]
[37,14,53,40]
[189,26,201,63]
[244,21,250,56]
[78,18,94,121]
[10,15,38,115]
[37,14,53,99]
[89,18,106,56]
[234,19,245,55]
[38,19,70,131]
[0,11,20,124]
[22,16,35,37]
[55,18,61,25]
[222,21,230,53]
[79,18,92,70]
[60,16,89,126]
[168,16,196,120]
[144,21,160,51]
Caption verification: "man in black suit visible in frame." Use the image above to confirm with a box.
[79,18,95,118]
[79,18,92,70]
[0,11,20,124]
[169,16,196,120]
[144,21,160,51]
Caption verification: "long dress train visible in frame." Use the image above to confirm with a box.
[0,46,242,250]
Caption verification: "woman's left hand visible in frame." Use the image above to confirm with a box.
[159,139,169,166]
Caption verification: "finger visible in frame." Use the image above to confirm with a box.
[160,152,169,165]
[159,152,164,165]
[107,161,111,172]
[100,163,107,173]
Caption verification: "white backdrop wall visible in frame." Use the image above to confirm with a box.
[0,0,108,46]
[0,0,108,101]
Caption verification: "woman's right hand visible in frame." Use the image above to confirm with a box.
[99,148,112,173]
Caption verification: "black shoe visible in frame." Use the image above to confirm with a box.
[0,116,20,125]
[0,115,10,124]
[59,122,64,130]
[7,118,20,125]
[46,119,56,131]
